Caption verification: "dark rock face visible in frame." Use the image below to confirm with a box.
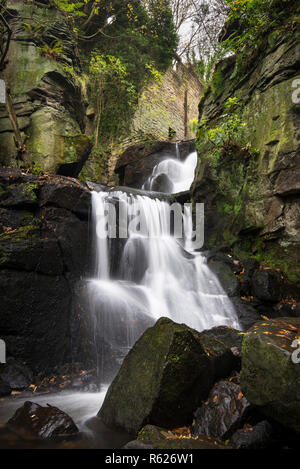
[7,401,78,439]
[0,358,33,390]
[231,298,262,331]
[0,378,11,397]
[251,270,281,303]
[192,379,251,440]
[240,317,300,433]
[230,420,274,449]
[202,326,243,365]
[192,26,300,283]
[0,169,92,376]
[208,261,240,297]
[0,4,91,175]
[98,318,240,434]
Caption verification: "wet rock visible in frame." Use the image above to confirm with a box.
[0,358,33,390]
[208,261,240,297]
[251,270,282,303]
[116,141,195,188]
[192,379,251,440]
[0,182,39,208]
[231,298,261,331]
[98,318,238,434]
[273,302,300,318]
[124,424,231,449]
[230,421,274,449]
[150,173,173,193]
[0,378,11,397]
[240,258,259,297]
[240,317,300,433]
[7,401,78,439]
[202,326,244,366]
[39,177,91,219]
[0,271,71,374]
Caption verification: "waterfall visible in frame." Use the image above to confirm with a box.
[142,151,198,194]
[88,151,240,382]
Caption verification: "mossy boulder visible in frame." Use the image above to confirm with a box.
[240,318,300,433]
[98,317,240,434]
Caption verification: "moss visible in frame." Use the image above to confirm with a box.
[211,69,224,97]
[63,135,91,164]
[0,223,40,243]
[22,182,38,199]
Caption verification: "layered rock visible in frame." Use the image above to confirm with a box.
[0,168,93,377]
[0,1,91,175]
[192,23,300,282]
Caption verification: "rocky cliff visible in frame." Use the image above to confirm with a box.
[0,1,202,185]
[192,22,300,282]
[0,168,93,377]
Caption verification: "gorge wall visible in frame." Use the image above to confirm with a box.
[192,21,300,282]
[0,1,202,186]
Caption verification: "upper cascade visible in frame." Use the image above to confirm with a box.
[88,150,240,382]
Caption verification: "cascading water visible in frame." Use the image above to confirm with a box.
[88,148,240,384]
[142,151,198,193]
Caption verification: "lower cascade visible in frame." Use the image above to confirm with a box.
[88,151,240,383]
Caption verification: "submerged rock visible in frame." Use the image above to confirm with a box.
[192,379,251,440]
[240,317,300,433]
[7,401,78,440]
[98,318,239,434]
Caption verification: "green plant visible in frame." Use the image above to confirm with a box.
[196,97,258,167]
[40,40,65,60]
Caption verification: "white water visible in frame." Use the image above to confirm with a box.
[143,150,198,193]
[0,149,240,443]
[88,155,240,380]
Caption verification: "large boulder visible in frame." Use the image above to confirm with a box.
[7,401,78,440]
[240,318,300,433]
[192,379,251,440]
[98,318,240,434]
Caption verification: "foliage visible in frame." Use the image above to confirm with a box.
[222,0,297,52]
[89,52,138,145]
[40,40,65,60]
[196,97,256,167]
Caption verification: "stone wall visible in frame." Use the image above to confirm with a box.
[86,62,203,185]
